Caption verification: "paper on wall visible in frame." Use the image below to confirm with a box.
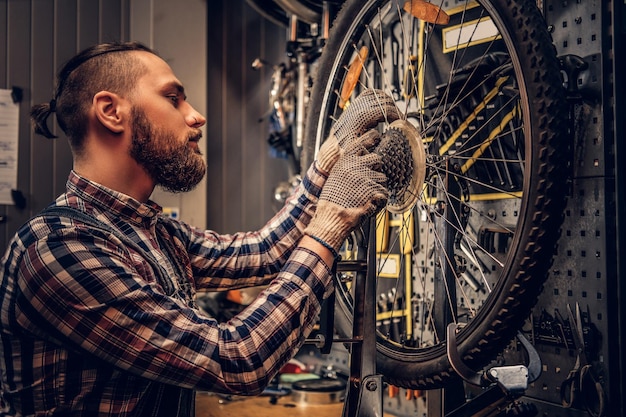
[0,89,19,205]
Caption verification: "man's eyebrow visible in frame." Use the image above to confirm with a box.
[162,81,186,95]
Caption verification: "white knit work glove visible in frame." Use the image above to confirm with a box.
[316,89,401,174]
[306,132,389,253]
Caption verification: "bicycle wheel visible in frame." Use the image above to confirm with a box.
[245,0,289,27]
[304,0,569,389]
[247,0,345,26]
[272,0,327,24]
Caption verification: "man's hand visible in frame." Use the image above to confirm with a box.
[316,89,400,174]
[306,131,389,253]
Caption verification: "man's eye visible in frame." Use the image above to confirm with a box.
[168,95,179,105]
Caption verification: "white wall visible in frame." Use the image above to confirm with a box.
[130,0,208,229]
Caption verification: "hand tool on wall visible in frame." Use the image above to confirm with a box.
[560,302,606,417]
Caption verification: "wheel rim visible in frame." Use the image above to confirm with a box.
[305,0,568,389]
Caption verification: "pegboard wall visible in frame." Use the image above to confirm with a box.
[373,1,619,416]
[518,0,617,416]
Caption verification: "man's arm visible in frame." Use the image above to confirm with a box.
[13,228,335,395]
[186,161,328,291]
[12,133,385,395]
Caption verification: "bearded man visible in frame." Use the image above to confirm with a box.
[0,41,398,417]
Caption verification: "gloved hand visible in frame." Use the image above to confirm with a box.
[316,89,400,174]
[306,131,389,253]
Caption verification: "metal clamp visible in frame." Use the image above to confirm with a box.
[446,323,541,391]
[444,323,542,417]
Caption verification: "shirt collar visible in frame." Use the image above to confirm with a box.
[66,170,163,228]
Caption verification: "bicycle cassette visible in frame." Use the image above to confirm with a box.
[376,119,426,213]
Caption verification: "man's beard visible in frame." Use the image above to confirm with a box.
[129,108,207,193]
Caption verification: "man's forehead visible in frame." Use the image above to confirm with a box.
[135,50,172,71]
[135,51,183,89]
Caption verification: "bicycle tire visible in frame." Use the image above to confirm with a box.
[303,0,569,389]
[245,0,289,27]
[247,0,345,26]
[273,0,321,24]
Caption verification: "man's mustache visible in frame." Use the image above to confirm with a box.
[188,130,202,143]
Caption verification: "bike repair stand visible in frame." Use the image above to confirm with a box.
[444,323,542,417]
[340,218,384,417]
[312,218,384,417]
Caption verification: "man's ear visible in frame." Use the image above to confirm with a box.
[93,91,129,134]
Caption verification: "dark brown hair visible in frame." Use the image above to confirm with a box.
[31,41,155,152]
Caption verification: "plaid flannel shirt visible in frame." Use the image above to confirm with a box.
[0,163,332,417]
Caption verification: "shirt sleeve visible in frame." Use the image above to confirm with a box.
[15,222,335,395]
[185,161,328,291]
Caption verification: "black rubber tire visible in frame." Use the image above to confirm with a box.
[304,0,570,389]
[246,0,345,26]
[245,0,289,27]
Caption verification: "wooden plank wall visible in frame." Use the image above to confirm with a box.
[0,0,131,253]
[0,0,288,253]
[206,1,289,234]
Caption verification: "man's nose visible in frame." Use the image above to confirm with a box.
[187,107,206,127]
